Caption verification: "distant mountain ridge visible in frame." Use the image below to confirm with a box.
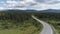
[0,9,60,13]
[40,9,60,13]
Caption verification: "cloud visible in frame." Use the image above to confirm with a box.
[35,0,60,4]
[0,0,60,10]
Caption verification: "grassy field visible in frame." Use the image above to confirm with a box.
[0,19,42,34]
[0,27,40,34]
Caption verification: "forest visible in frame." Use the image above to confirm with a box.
[0,11,42,34]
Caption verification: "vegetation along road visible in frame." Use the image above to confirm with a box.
[32,15,54,34]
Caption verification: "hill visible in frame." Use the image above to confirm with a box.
[0,9,60,13]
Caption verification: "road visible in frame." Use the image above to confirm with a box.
[32,15,54,34]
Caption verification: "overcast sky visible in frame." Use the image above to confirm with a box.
[0,0,60,10]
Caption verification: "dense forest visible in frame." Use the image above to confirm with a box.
[0,11,42,34]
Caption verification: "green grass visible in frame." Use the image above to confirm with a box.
[0,19,42,34]
[0,26,38,34]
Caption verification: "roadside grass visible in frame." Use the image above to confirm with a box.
[0,18,43,34]
[0,26,38,34]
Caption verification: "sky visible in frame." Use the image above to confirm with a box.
[0,0,60,10]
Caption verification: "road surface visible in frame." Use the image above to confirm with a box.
[32,15,54,34]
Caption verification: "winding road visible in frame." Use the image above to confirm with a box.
[32,15,54,34]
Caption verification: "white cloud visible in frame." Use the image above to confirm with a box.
[0,0,60,10]
[24,0,34,2]
[6,1,17,7]
[0,7,5,10]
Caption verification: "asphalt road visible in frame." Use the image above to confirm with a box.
[32,15,54,34]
